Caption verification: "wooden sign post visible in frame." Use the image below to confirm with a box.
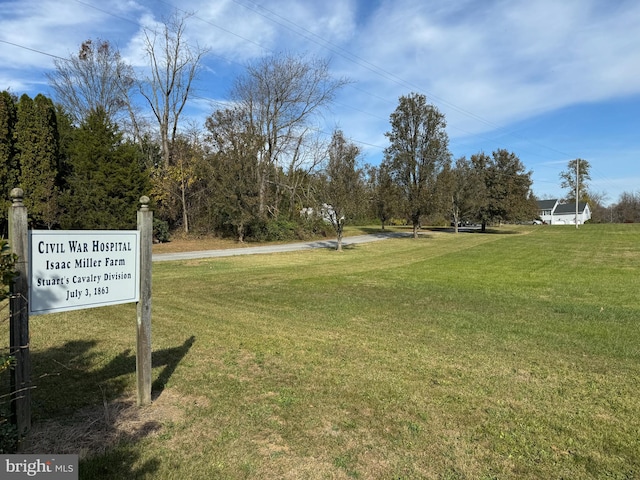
[8,188,31,439]
[7,190,153,441]
[136,196,152,406]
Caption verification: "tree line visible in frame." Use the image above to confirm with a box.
[0,83,541,242]
[2,13,635,241]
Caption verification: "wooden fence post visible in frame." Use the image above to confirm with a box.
[136,196,152,406]
[8,187,31,440]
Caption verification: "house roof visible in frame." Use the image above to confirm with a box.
[554,202,589,214]
[537,199,558,210]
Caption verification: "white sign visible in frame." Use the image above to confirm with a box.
[29,230,140,315]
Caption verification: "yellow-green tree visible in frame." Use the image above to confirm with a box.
[559,158,591,203]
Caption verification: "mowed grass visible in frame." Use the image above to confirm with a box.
[7,224,640,478]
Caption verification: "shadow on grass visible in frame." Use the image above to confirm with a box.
[426,226,523,235]
[152,335,195,397]
[478,228,523,235]
[352,226,389,234]
[20,336,196,476]
[31,336,196,416]
[80,447,161,479]
[354,225,420,235]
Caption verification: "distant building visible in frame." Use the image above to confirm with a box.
[537,199,591,225]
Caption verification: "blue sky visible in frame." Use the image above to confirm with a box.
[1,0,639,205]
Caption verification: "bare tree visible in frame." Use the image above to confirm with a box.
[322,130,363,251]
[282,129,327,218]
[48,39,135,125]
[231,53,350,218]
[138,10,208,168]
[613,191,640,223]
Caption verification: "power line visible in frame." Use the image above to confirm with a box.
[228,0,560,143]
[159,1,568,166]
[1,1,625,196]
[75,0,616,175]
[72,0,139,27]
[218,1,616,188]
[156,0,271,57]
[0,39,67,61]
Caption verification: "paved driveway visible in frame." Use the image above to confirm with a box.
[152,231,410,262]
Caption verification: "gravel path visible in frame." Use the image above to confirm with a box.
[152,231,411,262]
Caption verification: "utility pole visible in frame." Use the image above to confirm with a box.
[575,160,579,229]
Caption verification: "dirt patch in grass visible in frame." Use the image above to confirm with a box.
[24,389,197,459]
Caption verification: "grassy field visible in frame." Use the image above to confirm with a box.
[4,224,640,478]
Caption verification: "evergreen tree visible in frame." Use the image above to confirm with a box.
[0,91,19,232]
[60,108,149,229]
[54,104,77,186]
[15,94,60,228]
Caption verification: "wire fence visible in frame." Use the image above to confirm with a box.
[0,298,16,452]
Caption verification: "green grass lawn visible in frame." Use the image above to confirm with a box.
[5,224,640,478]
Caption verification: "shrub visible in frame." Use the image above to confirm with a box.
[247,219,298,242]
[153,218,171,243]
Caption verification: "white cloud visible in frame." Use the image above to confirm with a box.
[0,0,638,201]
[340,0,640,137]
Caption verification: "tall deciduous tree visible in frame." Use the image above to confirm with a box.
[280,131,327,219]
[231,53,349,219]
[322,130,363,251]
[136,11,208,234]
[15,94,60,228]
[383,92,450,238]
[138,10,208,169]
[204,106,261,242]
[151,129,205,234]
[472,149,537,232]
[559,158,591,202]
[48,39,135,125]
[60,108,149,229]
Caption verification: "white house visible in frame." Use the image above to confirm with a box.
[537,199,591,225]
